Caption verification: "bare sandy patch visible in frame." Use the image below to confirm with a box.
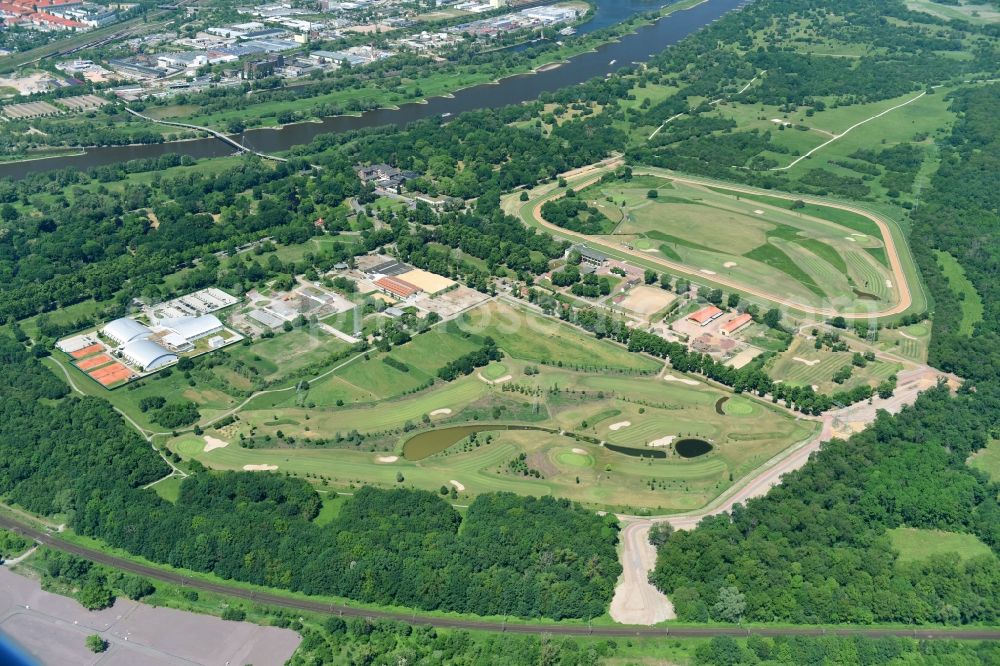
[450,479,465,491]
[723,261,737,268]
[648,435,675,448]
[243,464,278,471]
[609,421,631,431]
[376,455,398,463]
[792,356,821,366]
[572,447,588,455]
[663,374,699,386]
[203,436,228,452]
[429,408,452,416]
[700,269,716,275]
[479,373,512,385]
[610,521,676,624]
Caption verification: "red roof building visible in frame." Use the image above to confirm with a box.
[720,313,753,336]
[374,276,420,299]
[688,305,724,326]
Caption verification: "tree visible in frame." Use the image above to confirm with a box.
[648,523,673,548]
[644,268,658,284]
[647,189,659,199]
[85,635,108,653]
[713,586,746,623]
[727,292,741,309]
[79,579,114,610]
[763,308,782,329]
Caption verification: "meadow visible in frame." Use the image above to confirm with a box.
[888,527,995,563]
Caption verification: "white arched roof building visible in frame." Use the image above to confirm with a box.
[121,339,177,372]
[102,317,151,346]
[159,314,223,342]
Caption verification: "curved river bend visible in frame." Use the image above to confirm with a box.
[0,0,750,178]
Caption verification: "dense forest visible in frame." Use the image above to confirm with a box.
[650,85,1000,626]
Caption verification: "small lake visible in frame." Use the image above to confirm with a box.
[604,442,668,459]
[402,424,552,460]
[675,438,713,458]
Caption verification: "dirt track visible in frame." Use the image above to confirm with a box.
[520,165,913,320]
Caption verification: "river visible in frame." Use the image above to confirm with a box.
[0,0,750,178]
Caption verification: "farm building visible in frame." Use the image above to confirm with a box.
[102,317,152,346]
[120,338,177,371]
[374,276,421,299]
[688,305,724,326]
[721,313,753,336]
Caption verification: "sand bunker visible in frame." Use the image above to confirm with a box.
[648,436,676,448]
[792,357,820,366]
[450,480,465,491]
[429,408,452,416]
[243,464,278,471]
[845,237,856,242]
[723,261,738,268]
[203,436,229,452]
[609,421,631,431]
[753,209,764,215]
[479,373,512,385]
[376,455,399,463]
[851,233,867,238]
[572,447,588,455]
[886,279,893,288]
[663,374,699,386]
[700,269,716,275]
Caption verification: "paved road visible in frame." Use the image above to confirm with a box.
[2,515,998,640]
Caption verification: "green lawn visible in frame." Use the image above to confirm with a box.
[888,527,995,563]
[935,250,984,335]
[968,439,1000,482]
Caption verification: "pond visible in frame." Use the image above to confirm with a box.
[674,438,713,458]
[402,424,553,460]
[604,442,668,459]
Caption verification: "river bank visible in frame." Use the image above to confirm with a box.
[0,0,750,179]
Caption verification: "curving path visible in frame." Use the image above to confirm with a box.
[519,165,913,319]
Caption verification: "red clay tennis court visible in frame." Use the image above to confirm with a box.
[70,343,104,359]
[88,362,132,386]
[77,354,113,370]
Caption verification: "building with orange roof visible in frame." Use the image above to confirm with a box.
[688,305,724,326]
[720,313,753,336]
[374,275,420,299]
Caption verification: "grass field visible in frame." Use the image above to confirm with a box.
[936,250,984,335]
[888,527,995,563]
[581,176,897,308]
[766,336,902,393]
[170,333,815,513]
[968,440,1000,482]
[461,300,661,373]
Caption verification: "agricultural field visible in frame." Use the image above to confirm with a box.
[578,174,901,310]
[169,301,816,513]
[766,336,903,394]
